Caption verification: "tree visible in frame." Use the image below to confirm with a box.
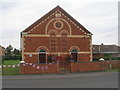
[104,53,112,60]
[13,48,20,55]
[3,45,22,60]
[5,45,13,55]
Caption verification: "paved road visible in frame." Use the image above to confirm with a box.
[2,71,118,88]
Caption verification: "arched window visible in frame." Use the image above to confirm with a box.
[39,49,46,52]
[50,33,57,52]
[71,49,78,62]
[61,33,67,52]
[71,49,78,53]
[39,49,46,63]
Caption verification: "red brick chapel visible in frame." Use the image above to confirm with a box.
[21,6,92,65]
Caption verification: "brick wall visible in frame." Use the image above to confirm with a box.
[70,60,119,72]
[20,60,119,74]
[70,61,101,72]
[20,63,60,74]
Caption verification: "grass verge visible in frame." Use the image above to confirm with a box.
[105,69,120,72]
[2,60,20,75]
[3,60,20,65]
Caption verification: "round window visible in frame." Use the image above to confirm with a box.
[56,22,62,28]
[54,21,63,29]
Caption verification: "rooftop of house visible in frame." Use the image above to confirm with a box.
[92,44,120,53]
[0,45,5,49]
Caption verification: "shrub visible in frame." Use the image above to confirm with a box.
[93,57,120,61]
[3,55,22,60]
[47,55,52,63]
[93,58,100,61]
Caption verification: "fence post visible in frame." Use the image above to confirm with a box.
[56,61,59,73]
[110,59,112,69]
[70,60,74,73]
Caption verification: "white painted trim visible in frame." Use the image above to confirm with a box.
[36,46,49,52]
[24,51,91,55]
[21,32,28,35]
[45,18,72,35]
[69,46,80,52]
[24,34,50,37]
[21,34,26,62]
[90,38,93,61]
[23,34,90,38]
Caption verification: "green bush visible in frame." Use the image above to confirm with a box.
[93,57,120,61]
[47,55,52,63]
[3,55,22,60]
[93,58,100,61]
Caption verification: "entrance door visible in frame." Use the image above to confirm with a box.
[71,49,78,62]
[39,49,46,63]
[71,53,77,62]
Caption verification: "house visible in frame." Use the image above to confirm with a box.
[0,45,5,56]
[0,45,5,61]
[92,44,120,60]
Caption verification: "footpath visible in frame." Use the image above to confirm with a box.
[2,71,117,80]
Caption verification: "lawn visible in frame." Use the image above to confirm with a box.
[2,60,20,75]
[106,69,120,72]
[3,60,20,65]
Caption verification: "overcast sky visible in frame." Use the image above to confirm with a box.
[0,0,119,49]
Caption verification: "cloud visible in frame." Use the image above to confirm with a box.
[0,0,118,49]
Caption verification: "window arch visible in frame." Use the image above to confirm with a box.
[69,46,80,52]
[36,46,49,52]
[59,30,70,35]
[48,30,58,35]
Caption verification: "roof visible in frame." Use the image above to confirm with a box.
[92,44,120,54]
[22,5,92,34]
[0,45,5,49]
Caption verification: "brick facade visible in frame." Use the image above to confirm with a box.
[21,6,93,74]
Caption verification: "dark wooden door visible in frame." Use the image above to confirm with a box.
[71,53,77,62]
[39,53,46,63]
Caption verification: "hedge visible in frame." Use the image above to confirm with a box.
[93,57,120,61]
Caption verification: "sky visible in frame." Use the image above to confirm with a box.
[0,0,119,49]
